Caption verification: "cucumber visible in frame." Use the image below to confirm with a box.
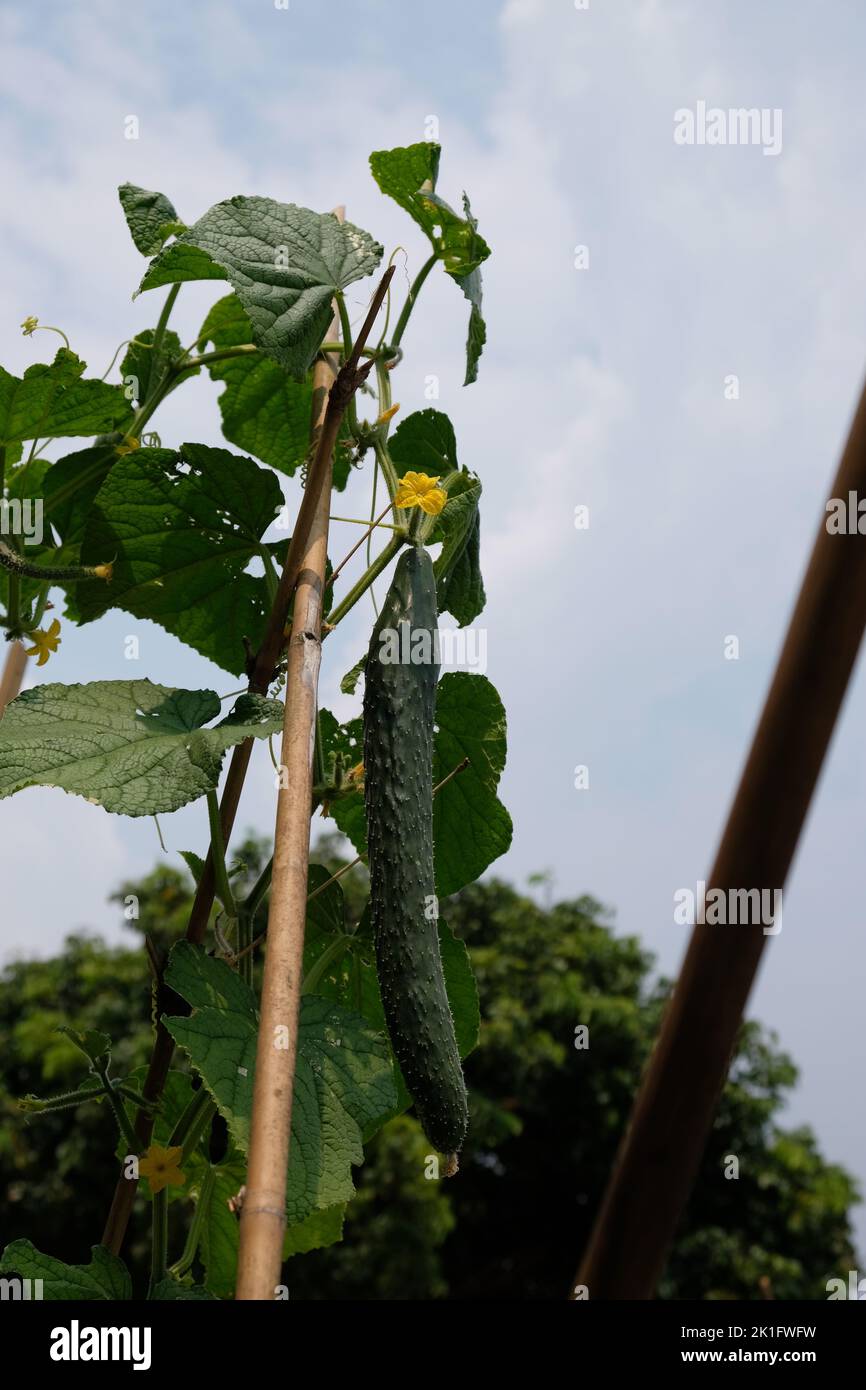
[363,543,468,1158]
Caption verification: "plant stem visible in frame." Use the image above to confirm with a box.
[148,1190,168,1294]
[390,253,437,349]
[328,503,400,589]
[169,1166,215,1279]
[330,515,398,530]
[302,934,350,994]
[207,791,238,919]
[98,1076,141,1154]
[171,1086,216,1161]
[324,532,404,630]
[149,283,181,367]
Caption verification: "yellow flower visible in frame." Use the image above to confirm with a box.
[393,471,446,516]
[91,561,113,582]
[376,403,400,425]
[138,1143,186,1195]
[115,436,140,457]
[25,619,61,667]
[20,316,39,337]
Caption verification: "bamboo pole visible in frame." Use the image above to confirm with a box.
[235,235,393,1298]
[101,261,394,1258]
[573,370,866,1299]
[0,641,26,717]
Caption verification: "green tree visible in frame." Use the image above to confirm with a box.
[0,855,858,1299]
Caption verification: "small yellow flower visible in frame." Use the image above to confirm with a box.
[376,403,400,425]
[138,1143,186,1195]
[346,761,365,790]
[24,619,61,667]
[92,561,114,582]
[20,316,38,337]
[115,435,140,457]
[393,471,447,516]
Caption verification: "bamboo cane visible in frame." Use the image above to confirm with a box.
[574,371,866,1299]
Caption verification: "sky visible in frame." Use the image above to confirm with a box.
[1,0,865,1267]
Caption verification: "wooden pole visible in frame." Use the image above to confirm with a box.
[0,641,26,717]
[235,233,393,1299]
[101,260,394,1259]
[574,371,866,1299]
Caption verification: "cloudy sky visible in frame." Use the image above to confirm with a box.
[2,0,866,1262]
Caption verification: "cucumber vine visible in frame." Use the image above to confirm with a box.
[0,141,512,1302]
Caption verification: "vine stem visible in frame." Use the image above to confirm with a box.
[328,502,401,589]
[324,532,403,631]
[390,253,437,349]
[100,254,395,1266]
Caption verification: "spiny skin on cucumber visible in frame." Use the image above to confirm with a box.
[363,544,468,1158]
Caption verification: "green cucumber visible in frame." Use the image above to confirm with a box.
[363,543,468,1158]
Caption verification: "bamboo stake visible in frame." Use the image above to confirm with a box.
[0,641,26,717]
[235,231,393,1298]
[574,370,866,1300]
[101,261,394,1257]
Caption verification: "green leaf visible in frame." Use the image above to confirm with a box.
[433,673,511,894]
[164,945,397,1225]
[75,443,284,675]
[340,654,366,696]
[55,1025,111,1068]
[0,1241,131,1300]
[139,198,383,376]
[388,409,485,622]
[283,1203,346,1258]
[120,328,186,409]
[369,144,490,382]
[431,472,484,625]
[118,183,184,256]
[388,406,458,480]
[302,879,479,1114]
[197,294,313,477]
[0,680,282,817]
[43,443,118,545]
[319,679,510,892]
[0,350,131,448]
[150,1277,217,1301]
[187,1149,247,1298]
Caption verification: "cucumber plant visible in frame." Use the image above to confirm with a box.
[0,141,512,1301]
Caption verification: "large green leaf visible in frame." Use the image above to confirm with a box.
[369,144,490,382]
[43,443,119,544]
[0,1241,131,1300]
[0,681,282,817]
[197,294,313,476]
[75,443,283,675]
[432,673,511,894]
[138,198,383,376]
[118,183,185,255]
[283,1203,346,1259]
[321,676,510,892]
[163,944,396,1226]
[302,875,479,1117]
[0,350,131,448]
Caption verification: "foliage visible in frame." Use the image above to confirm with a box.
[0,865,857,1300]
[0,144,507,1298]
